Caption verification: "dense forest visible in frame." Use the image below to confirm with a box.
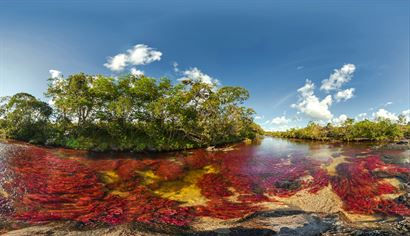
[0,73,262,151]
[266,118,410,141]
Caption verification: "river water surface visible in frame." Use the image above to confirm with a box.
[0,137,409,234]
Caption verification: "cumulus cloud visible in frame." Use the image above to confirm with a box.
[104,44,162,72]
[130,67,144,77]
[332,114,348,125]
[254,115,264,120]
[401,109,410,123]
[178,67,219,85]
[291,79,333,120]
[127,44,162,65]
[104,54,128,71]
[334,88,355,102]
[373,108,398,121]
[355,112,368,121]
[49,69,62,79]
[320,64,356,92]
[271,116,290,125]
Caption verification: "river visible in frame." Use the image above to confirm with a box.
[0,137,409,235]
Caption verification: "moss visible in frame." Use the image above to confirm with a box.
[153,165,218,206]
[99,171,120,184]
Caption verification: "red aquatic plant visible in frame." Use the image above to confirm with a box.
[308,169,330,194]
[116,159,146,180]
[2,142,410,230]
[237,194,272,203]
[184,151,211,169]
[197,173,233,198]
[195,199,260,219]
[154,160,185,181]
[330,156,410,216]
[7,147,195,226]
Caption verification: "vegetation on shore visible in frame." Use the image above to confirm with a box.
[0,73,262,151]
[266,118,410,141]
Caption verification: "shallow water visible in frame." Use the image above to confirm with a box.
[0,137,409,233]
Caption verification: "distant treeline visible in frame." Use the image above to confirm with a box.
[0,73,262,151]
[266,118,410,141]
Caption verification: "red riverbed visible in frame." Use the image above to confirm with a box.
[0,138,409,228]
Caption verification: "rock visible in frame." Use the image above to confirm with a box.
[274,180,301,190]
[379,143,410,151]
[2,223,165,236]
[381,154,410,165]
[396,140,409,145]
[205,146,235,152]
[191,209,335,236]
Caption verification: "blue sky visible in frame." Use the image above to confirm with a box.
[0,0,409,130]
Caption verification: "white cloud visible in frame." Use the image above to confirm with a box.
[401,109,410,123]
[334,88,355,102]
[178,67,219,85]
[49,69,62,79]
[104,53,128,71]
[173,62,179,72]
[320,64,356,92]
[373,108,398,121]
[355,112,368,121]
[291,79,333,120]
[266,125,290,132]
[104,44,162,72]
[127,44,162,66]
[254,115,264,120]
[130,67,144,77]
[384,102,393,107]
[271,116,290,125]
[332,114,348,125]
[296,66,304,70]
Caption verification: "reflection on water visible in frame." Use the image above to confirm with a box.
[0,137,409,232]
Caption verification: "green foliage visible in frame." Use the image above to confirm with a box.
[0,93,52,143]
[266,118,409,142]
[0,73,259,151]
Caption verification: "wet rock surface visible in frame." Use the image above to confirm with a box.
[377,140,410,151]
[2,211,409,235]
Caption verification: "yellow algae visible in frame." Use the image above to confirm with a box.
[110,190,130,197]
[203,165,218,174]
[154,180,207,206]
[137,170,161,185]
[153,165,218,206]
[0,188,8,198]
[324,156,348,176]
[99,171,120,184]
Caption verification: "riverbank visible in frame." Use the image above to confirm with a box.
[265,119,410,143]
[0,136,261,154]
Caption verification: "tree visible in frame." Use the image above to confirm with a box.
[46,73,97,125]
[0,93,52,143]
[1,72,259,151]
